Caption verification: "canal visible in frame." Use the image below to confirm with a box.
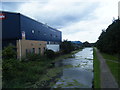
[53,47,93,88]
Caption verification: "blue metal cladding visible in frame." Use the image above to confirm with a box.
[2,11,62,42]
[2,11,21,40]
[20,14,62,42]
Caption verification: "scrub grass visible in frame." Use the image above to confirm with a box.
[101,53,120,87]
[54,48,83,62]
[2,49,83,88]
[102,53,119,62]
[2,58,52,88]
[93,48,100,88]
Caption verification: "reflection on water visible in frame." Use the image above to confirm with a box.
[53,48,93,88]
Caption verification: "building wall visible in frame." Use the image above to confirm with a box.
[2,11,62,43]
[46,44,60,52]
[20,14,62,42]
[2,11,21,40]
[17,40,47,59]
[2,11,62,59]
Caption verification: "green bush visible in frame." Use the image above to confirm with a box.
[25,53,42,61]
[60,40,75,54]
[54,51,62,57]
[2,59,20,85]
[44,49,55,59]
[2,58,47,88]
[2,44,16,59]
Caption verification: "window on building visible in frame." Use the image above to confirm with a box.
[39,48,41,54]
[32,30,35,34]
[32,48,35,53]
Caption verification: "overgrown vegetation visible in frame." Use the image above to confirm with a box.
[2,44,16,59]
[2,43,82,88]
[44,49,55,59]
[3,56,53,88]
[60,40,75,54]
[96,19,120,56]
[82,41,92,47]
[93,48,100,88]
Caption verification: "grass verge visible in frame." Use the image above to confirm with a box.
[101,53,120,87]
[93,48,100,88]
[102,53,119,62]
[54,48,83,62]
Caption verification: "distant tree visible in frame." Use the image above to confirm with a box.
[83,41,91,47]
[60,40,75,54]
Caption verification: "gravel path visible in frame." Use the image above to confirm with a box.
[95,48,119,88]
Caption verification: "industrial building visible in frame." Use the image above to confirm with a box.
[1,11,62,59]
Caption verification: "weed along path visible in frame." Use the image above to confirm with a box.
[95,48,119,88]
[52,48,94,88]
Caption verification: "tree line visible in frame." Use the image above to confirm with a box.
[96,19,120,55]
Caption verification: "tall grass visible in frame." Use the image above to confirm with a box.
[2,56,52,88]
[2,48,83,88]
[93,48,100,88]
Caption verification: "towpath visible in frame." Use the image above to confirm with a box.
[95,48,119,88]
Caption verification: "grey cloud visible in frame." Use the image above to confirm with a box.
[2,2,24,11]
[1,1,100,29]
[42,2,100,29]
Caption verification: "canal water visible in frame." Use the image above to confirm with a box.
[53,47,93,88]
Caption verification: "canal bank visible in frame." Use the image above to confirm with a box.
[52,47,94,88]
[32,48,94,88]
[32,48,83,88]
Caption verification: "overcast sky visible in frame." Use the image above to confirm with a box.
[0,0,119,43]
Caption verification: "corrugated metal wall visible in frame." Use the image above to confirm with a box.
[2,11,62,48]
[2,11,21,48]
[20,14,62,42]
[2,11,21,40]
